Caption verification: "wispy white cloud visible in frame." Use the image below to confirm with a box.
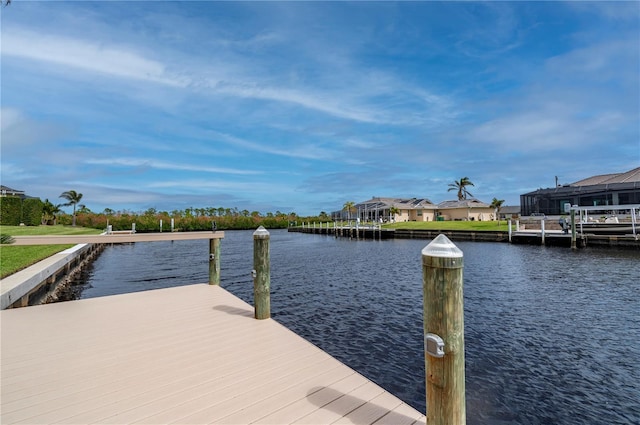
[85,158,262,175]
[566,2,640,21]
[0,162,38,181]
[545,37,639,86]
[470,111,585,151]
[452,2,525,59]
[0,108,69,150]
[204,73,454,127]
[5,2,463,147]
[1,29,188,87]
[342,138,378,149]
[3,21,456,127]
[204,131,334,161]
[467,29,638,154]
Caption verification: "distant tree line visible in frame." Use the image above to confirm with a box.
[0,191,325,230]
[63,207,308,231]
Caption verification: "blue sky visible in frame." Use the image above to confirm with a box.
[1,1,638,216]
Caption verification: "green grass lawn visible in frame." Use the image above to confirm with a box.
[0,225,102,237]
[0,225,102,279]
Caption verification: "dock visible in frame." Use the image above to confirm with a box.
[6,231,225,246]
[1,283,426,425]
[289,224,639,249]
[290,224,395,240]
[1,232,226,310]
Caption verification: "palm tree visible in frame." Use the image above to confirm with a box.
[42,199,62,225]
[389,206,400,222]
[59,190,83,226]
[448,177,474,201]
[343,201,356,221]
[491,198,505,223]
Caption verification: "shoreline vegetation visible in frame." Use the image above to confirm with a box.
[56,209,302,231]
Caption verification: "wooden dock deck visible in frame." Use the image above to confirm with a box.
[1,284,425,425]
[6,231,224,245]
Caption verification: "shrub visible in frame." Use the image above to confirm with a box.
[0,196,22,225]
[22,198,44,226]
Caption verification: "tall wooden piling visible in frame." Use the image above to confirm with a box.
[570,208,577,250]
[209,238,220,285]
[253,226,270,320]
[422,234,466,425]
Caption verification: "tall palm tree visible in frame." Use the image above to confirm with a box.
[59,190,83,226]
[448,177,474,201]
[343,201,356,221]
[491,197,505,223]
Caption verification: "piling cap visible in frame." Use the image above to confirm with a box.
[422,234,463,258]
[253,225,270,237]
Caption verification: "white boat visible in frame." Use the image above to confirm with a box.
[578,217,636,235]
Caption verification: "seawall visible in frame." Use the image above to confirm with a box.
[0,243,104,309]
[288,226,639,249]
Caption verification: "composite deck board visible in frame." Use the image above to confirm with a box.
[1,284,425,424]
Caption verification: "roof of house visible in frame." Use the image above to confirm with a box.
[0,185,25,195]
[522,166,640,197]
[570,167,640,186]
[499,205,521,214]
[437,199,491,209]
[356,197,436,209]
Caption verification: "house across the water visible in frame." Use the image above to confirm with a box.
[331,197,497,222]
[520,167,640,216]
[0,186,26,198]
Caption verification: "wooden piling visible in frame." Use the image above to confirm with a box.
[422,234,466,425]
[253,226,270,320]
[208,238,220,285]
[570,208,577,250]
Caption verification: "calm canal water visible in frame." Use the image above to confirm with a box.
[75,229,640,425]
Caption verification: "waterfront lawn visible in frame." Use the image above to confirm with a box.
[0,225,102,237]
[0,225,102,278]
[1,245,75,279]
[384,220,511,231]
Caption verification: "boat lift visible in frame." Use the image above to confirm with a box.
[570,204,639,238]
